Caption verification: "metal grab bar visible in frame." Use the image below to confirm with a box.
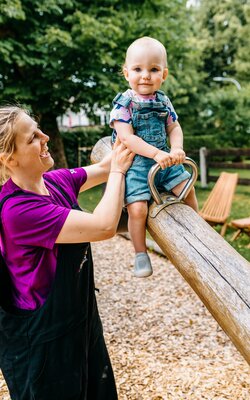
[148,157,198,205]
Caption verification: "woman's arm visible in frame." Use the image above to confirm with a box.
[80,152,112,192]
[56,143,134,243]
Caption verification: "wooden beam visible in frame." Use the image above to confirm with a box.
[91,136,250,365]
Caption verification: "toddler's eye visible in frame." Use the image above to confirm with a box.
[151,68,159,72]
[134,67,141,72]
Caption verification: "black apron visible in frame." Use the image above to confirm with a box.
[0,184,118,400]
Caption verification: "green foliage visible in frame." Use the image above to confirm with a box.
[0,0,249,153]
[193,0,250,144]
[184,135,218,151]
[0,0,202,131]
[201,85,250,147]
[195,0,250,81]
[61,126,109,167]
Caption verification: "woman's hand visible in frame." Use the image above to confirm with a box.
[111,137,134,174]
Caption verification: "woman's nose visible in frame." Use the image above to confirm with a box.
[40,131,50,143]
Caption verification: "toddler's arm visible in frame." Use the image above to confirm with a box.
[167,121,186,164]
[114,121,172,169]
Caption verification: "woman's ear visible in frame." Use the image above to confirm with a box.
[162,68,168,82]
[0,153,18,168]
[0,152,7,165]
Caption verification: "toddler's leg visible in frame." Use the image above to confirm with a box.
[172,181,199,212]
[127,201,153,278]
[127,201,148,253]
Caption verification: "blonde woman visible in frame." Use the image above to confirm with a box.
[0,106,133,400]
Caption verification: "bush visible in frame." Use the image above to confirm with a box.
[184,135,218,152]
[61,125,111,167]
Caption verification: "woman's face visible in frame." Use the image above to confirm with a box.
[11,112,54,176]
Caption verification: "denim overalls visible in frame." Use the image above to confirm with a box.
[0,182,117,400]
[112,90,190,205]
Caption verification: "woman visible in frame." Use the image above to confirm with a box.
[0,106,133,400]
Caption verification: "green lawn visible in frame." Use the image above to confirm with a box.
[195,182,250,261]
[78,180,250,262]
[208,168,250,179]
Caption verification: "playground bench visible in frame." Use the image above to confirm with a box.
[199,171,238,236]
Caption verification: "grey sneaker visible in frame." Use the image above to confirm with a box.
[133,252,153,278]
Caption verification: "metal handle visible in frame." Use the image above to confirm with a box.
[148,157,198,205]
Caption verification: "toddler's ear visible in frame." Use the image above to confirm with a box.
[162,68,168,81]
[123,67,129,81]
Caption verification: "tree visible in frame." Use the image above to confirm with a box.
[192,0,250,146]
[0,0,202,165]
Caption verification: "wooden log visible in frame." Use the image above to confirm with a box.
[91,136,250,365]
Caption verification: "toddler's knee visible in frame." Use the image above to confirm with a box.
[128,201,148,219]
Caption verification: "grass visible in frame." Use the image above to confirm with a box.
[78,185,103,211]
[78,179,250,262]
[196,182,250,261]
[208,168,250,179]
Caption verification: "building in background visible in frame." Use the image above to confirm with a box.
[57,108,109,129]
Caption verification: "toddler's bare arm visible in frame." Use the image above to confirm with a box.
[167,121,186,164]
[114,121,172,169]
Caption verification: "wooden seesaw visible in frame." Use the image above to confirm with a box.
[91,136,250,365]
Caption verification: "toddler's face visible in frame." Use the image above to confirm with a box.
[123,45,168,96]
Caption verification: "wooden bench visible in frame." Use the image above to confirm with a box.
[199,172,238,236]
[230,217,250,248]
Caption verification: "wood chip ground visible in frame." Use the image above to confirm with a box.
[0,235,249,399]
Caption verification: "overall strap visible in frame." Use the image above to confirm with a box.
[0,190,30,214]
[0,177,74,213]
[43,175,73,206]
[112,92,132,108]
[0,190,30,310]
[156,90,167,103]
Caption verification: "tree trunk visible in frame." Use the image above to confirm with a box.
[39,112,68,169]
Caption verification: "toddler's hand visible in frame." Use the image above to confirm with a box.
[170,148,186,164]
[154,150,173,170]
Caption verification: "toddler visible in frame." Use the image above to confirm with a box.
[110,36,198,278]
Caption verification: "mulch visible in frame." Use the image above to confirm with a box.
[1,235,249,399]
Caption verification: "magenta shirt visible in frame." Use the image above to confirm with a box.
[0,168,87,310]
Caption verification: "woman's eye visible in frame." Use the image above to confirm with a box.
[29,133,37,143]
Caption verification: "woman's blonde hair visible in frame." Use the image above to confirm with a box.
[0,106,28,184]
